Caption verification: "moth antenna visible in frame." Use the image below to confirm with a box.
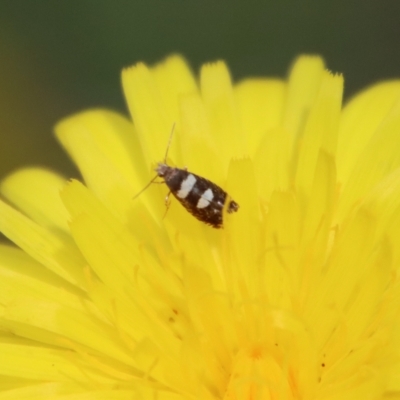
[132,174,160,200]
[133,122,176,201]
[163,122,176,163]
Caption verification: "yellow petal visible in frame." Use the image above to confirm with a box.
[0,338,95,383]
[0,200,86,287]
[0,382,84,399]
[0,244,84,309]
[295,72,343,194]
[254,127,291,199]
[1,168,69,231]
[339,97,400,218]
[55,109,147,222]
[122,56,195,166]
[338,81,400,182]
[179,92,222,181]
[234,78,286,156]
[283,55,325,138]
[200,61,245,163]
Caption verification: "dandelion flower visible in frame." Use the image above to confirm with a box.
[1,55,400,400]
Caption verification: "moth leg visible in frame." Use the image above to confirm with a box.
[162,191,172,220]
[132,177,164,200]
[164,190,172,207]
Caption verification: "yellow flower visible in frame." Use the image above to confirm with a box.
[1,54,400,399]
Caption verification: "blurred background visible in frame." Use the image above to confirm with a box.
[1,0,400,179]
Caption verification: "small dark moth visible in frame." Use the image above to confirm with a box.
[134,125,239,228]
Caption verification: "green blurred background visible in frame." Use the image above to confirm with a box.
[1,0,400,179]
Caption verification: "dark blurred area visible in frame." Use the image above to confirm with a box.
[0,0,400,179]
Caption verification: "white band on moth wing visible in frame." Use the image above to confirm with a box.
[197,188,214,209]
[177,174,197,199]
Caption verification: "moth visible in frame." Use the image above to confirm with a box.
[135,125,239,228]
